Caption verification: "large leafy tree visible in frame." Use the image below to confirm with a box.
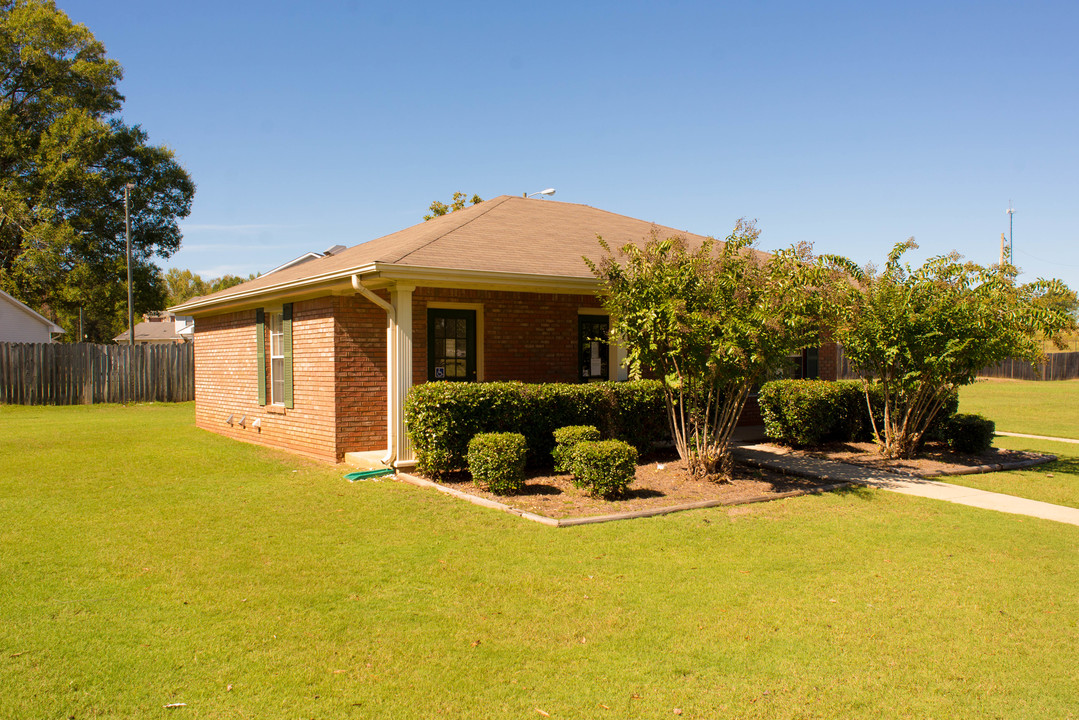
[825,241,1076,458]
[589,222,835,480]
[163,267,253,308]
[0,0,195,342]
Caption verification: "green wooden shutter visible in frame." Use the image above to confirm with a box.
[282,303,294,408]
[256,308,266,406]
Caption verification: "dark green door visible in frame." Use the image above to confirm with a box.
[428,308,477,382]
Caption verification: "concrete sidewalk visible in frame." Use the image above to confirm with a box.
[733,444,1079,527]
[996,431,1079,445]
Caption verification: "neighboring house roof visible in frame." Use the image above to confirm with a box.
[262,245,348,276]
[0,289,65,340]
[172,196,739,315]
[114,317,192,344]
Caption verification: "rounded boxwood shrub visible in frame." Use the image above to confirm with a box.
[467,432,527,495]
[552,425,601,472]
[568,439,638,499]
[942,413,995,454]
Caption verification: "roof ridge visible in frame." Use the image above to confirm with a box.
[389,195,515,264]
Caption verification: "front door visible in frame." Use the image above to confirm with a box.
[428,308,477,382]
[579,315,610,382]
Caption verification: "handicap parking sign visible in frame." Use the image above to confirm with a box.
[435,366,445,379]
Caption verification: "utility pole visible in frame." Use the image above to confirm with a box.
[125,183,135,347]
[1006,201,1015,261]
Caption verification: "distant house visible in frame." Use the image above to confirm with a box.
[172,196,839,465]
[114,312,194,345]
[0,289,64,343]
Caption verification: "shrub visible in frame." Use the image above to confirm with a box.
[552,425,601,472]
[758,380,865,446]
[942,414,996,454]
[568,439,638,499]
[404,380,668,477]
[466,432,527,495]
[758,379,960,448]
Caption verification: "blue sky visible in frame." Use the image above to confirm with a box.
[60,0,1079,291]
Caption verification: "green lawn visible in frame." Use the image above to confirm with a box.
[940,435,1079,509]
[2,403,1078,718]
[959,378,1079,438]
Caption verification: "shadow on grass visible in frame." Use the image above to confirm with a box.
[827,484,879,501]
[1041,456,1079,475]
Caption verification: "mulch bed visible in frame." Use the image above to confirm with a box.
[412,442,1056,522]
[422,450,838,519]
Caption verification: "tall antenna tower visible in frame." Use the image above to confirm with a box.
[1005,201,1015,260]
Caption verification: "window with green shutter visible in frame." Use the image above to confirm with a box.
[258,304,294,408]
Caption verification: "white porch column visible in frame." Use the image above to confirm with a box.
[391,284,415,467]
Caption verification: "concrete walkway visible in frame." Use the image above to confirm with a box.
[996,431,1079,445]
[733,444,1079,527]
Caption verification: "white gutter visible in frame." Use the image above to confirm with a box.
[351,274,396,466]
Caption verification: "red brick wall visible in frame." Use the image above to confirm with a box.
[819,342,839,381]
[334,295,388,456]
[194,298,339,462]
[411,287,603,385]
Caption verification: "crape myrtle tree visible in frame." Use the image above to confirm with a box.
[588,221,836,480]
[0,0,195,342]
[824,240,1076,459]
[423,192,482,221]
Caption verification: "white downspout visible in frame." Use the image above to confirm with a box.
[352,275,396,466]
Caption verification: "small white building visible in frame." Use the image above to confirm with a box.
[0,289,64,343]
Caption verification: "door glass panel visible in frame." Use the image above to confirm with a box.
[428,308,476,382]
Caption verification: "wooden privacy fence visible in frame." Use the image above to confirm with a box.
[978,352,1079,381]
[837,347,1079,382]
[0,342,194,405]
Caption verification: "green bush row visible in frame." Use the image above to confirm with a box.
[758,380,959,447]
[404,380,667,477]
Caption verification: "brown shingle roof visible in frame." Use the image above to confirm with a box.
[173,196,725,311]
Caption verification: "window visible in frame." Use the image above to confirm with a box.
[785,346,819,380]
[268,312,284,404]
[579,315,610,382]
[256,304,293,408]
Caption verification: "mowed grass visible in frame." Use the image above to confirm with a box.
[944,381,1079,507]
[2,404,1078,718]
[959,378,1079,438]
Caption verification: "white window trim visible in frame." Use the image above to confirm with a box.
[268,311,285,405]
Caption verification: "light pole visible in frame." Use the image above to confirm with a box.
[125,182,135,347]
[525,188,556,199]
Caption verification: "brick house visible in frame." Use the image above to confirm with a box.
[172,196,837,466]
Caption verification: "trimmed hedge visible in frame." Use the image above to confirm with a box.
[552,425,601,472]
[405,380,667,477]
[757,380,865,446]
[569,439,638,499]
[467,432,527,495]
[759,379,960,447]
[942,413,995,454]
